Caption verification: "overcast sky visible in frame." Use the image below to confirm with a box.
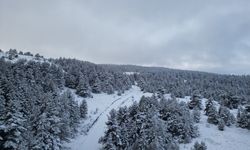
[1,0,250,74]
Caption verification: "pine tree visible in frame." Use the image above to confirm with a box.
[58,91,72,140]
[193,108,201,123]
[204,98,214,116]
[207,105,219,125]
[46,94,62,150]
[92,76,101,94]
[193,141,207,150]
[237,106,250,129]
[7,49,18,60]
[80,100,88,119]
[99,109,122,150]
[116,107,129,149]
[159,99,198,143]
[189,93,202,110]
[0,81,27,149]
[32,93,61,150]
[148,109,179,150]
[218,118,225,131]
[218,106,234,126]
[67,91,80,133]
[76,75,91,97]
[0,87,5,121]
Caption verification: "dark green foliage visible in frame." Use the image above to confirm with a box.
[80,100,88,119]
[76,75,91,98]
[0,50,137,149]
[207,108,219,125]
[220,94,242,109]
[54,58,133,95]
[193,108,201,123]
[160,99,199,143]
[99,109,122,150]
[92,77,101,94]
[237,106,250,130]
[189,93,202,110]
[100,96,199,149]
[204,98,214,116]
[206,104,219,125]
[218,106,235,126]
[116,65,250,103]
[218,119,225,131]
[193,141,207,150]
[0,58,80,149]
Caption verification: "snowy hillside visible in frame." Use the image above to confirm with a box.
[62,89,250,150]
[64,85,152,150]
[0,49,47,63]
[1,49,250,150]
[177,97,250,150]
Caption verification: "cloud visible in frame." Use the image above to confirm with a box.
[0,0,250,74]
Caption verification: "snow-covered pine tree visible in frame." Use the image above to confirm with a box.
[147,108,179,150]
[126,102,140,147]
[46,94,62,149]
[0,80,27,149]
[68,92,80,133]
[193,141,207,150]
[218,118,225,131]
[218,106,234,126]
[204,97,214,116]
[237,106,250,129]
[100,74,114,95]
[159,99,198,143]
[99,109,122,150]
[58,90,72,141]
[193,108,201,123]
[76,75,91,98]
[7,49,18,60]
[116,107,130,149]
[80,99,88,119]
[189,92,202,110]
[220,93,234,109]
[92,76,101,94]
[31,92,61,150]
[207,104,219,125]
[0,86,5,121]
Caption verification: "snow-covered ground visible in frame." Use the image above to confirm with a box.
[63,85,152,150]
[0,51,47,63]
[64,88,250,150]
[123,72,139,75]
[178,97,250,150]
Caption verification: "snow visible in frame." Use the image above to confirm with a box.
[0,51,47,63]
[123,72,139,75]
[180,112,250,150]
[63,85,152,150]
[64,89,250,150]
[178,98,250,150]
[0,51,6,58]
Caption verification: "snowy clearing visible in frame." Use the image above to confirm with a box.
[123,72,139,75]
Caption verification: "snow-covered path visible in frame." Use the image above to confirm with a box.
[64,86,152,150]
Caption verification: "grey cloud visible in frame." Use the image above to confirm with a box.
[0,0,250,74]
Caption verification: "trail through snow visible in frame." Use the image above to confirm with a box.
[64,85,152,150]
